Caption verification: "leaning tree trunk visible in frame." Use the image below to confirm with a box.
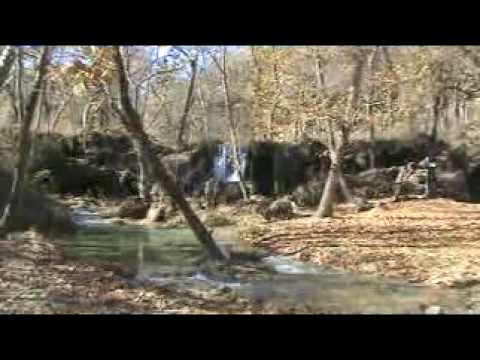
[317,115,341,218]
[317,147,340,218]
[111,46,227,261]
[0,46,52,232]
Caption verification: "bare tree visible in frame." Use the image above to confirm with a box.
[0,46,52,232]
[316,48,370,217]
[175,47,199,150]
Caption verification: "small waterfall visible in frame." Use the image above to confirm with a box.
[213,143,247,183]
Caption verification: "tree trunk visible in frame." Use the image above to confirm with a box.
[111,46,227,261]
[368,120,376,168]
[214,48,248,201]
[15,48,25,125]
[454,91,461,130]
[313,53,339,218]
[197,81,209,141]
[0,46,16,88]
[35,82,44,133]
[0,46,52,232]
[317,116,340,218]
[326,48,369,212]
[50,95,71,133]
[81,102,92,152]
[425,95,441,198]
[6,84,19,125]
[317,148,339,217]
[177,56,198,150]
[366,48,379,169]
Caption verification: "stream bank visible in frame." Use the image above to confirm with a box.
[46,200,477,314]
[3,196,479,314]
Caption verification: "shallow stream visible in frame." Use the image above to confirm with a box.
[62,207,469,314]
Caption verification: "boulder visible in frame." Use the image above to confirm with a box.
[217,183,246,204]
[0,169,76,237]
[32,161,125,198]
[117,198,149,219]
[350,167,399,199]
[291,178,326,207]
[258,197,295,221]
[437,170,470,201]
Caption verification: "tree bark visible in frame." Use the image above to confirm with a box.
[197,80,209,140]
[50,94,71,133]
[317,115,340,217]
[317,144,340,217]
[15,48,25,125]
[0,46,16,88]
[35,82,45,133]
[0,46,52,232]
[366,47,379,169]
[425,94,441,198]
[177,55,198,150]
[111,46,227,261]
[336,49,370,211]
[6,83,19,125]
[81,102,93,152]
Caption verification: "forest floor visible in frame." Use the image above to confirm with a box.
[0,231,271,314]
[239,198,480,289]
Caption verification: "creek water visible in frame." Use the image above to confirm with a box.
[62,207,468,314]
